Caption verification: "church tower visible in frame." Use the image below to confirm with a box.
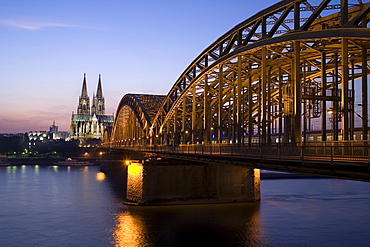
[77,74,90,115]
[70,73,114,142]
[91,74,105,115]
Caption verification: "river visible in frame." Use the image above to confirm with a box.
[0,165,369,247]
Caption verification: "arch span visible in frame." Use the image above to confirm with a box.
[107,94,165,145]
[107,0,370,147]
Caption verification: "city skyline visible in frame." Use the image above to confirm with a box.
[0,0,278,133]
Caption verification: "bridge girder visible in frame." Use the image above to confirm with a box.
[107,94,165,145]
[108,0,370,147]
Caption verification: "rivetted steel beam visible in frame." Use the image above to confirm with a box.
[362,47,368,140]
[300,0,331,31]
[218,66,224,143]
[321,52,327,141]
[179,29,370,89]
[293,40,302,143]
[345,3,370,26]
[248,67,253,145]
[204,75,210,144]
[261,47,267,143]
[182,97,186,142]
[278,68,283,142]
[294,1,301,30]
[268,5,294,37]
[237,56,243,144]
[192,86,196,144]
[174,107,178,145]
[267,67,272,143]
[341,0,348,25]
[341,38,349,140]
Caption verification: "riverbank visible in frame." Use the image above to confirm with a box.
[6,158,320,179]
[7,157,101,166]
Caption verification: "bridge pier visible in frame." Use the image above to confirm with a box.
[125,160,260,205]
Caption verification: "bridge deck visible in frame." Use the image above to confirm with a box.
[108,144,370,182]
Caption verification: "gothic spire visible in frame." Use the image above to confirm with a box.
[96,74,103,98]
[77,73,90,115]
[94,74,105,115]
[81,73,88,98]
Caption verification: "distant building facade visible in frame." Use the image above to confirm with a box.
[70,74,114,142]
[26,121,69,150]
[49,121,69,140]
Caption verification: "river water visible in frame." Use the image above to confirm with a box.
[0,165,369,247]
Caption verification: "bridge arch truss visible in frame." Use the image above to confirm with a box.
[107,94,165,146]
[107,0,370,147]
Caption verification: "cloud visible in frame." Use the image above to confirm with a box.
[0,18,100,31]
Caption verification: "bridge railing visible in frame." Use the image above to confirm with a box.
[103,141,370,165]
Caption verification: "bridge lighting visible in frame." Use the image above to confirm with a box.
[125,160,131,165]
[185,130,189,134]
[127,163,142,176]
[327,108,334,114]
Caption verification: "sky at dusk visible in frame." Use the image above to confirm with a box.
[0,0,281,133]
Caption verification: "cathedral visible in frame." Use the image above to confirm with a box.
[70,74,114,142]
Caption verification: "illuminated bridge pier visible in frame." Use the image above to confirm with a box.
[102,0,370,204]
[125,160,260,205]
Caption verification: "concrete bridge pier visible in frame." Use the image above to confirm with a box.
[125,161,260,205]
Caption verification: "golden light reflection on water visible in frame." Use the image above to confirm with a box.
[113,210,148,247]
[95,172,106,181]
[111,203,265,246]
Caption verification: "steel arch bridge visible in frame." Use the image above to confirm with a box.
[105,94,165,145]
[105,0,370,150]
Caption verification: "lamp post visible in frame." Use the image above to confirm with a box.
[327,107,340,141]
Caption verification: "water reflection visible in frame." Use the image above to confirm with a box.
[34,165,39,174]
[113,209,149,247]
[113,202,265,247]
[96,172,106,181]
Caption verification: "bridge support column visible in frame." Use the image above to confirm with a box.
[125,161,260,205]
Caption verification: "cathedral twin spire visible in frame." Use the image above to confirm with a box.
[77,74,105,115]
